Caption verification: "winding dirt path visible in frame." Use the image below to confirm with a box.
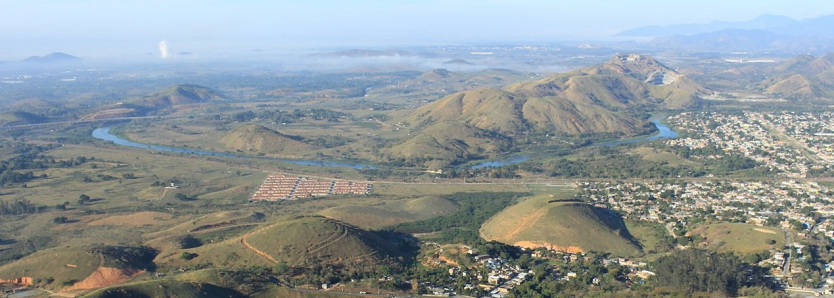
[500,207,548,241]
[239,222,282,264]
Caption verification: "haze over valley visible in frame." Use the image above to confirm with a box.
[5,2,834,298]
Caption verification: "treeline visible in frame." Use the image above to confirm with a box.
[384,192,530,244]
[231,108,352,123]
[460,144,763,179]
[0,198,40,215]
[0,143,95,187]
[0,143,94,187]
[651,249,774,296]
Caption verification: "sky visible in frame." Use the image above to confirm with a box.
[1,0,833,60]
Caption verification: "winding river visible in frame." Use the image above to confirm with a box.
[91,127,375,169]
[93,119,677,170]
[471,119,678,169]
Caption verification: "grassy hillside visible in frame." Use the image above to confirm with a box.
[0,245,156,291]
[687,223,784,255]
[82,84,225,119]
[244,216,402,267]
[221,124,318,156]
[382,120,510,168]
[155,216,405,274]
[144,211,265,241]
[406,88,526,134]
[318,195,459,229]
[507,54,704,109]
[480,195,642,256]
[132,84,225,107]
[83,280,243,298]
[521,96,641,134]
[393,54,703,167]
[765,74,826,98]
[753,53,834,100]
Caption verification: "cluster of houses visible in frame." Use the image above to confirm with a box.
[579,180,832,232]
[768,111,834,164]
[250,174,372,201]
[667,111,812,177]
[477,255,531,298]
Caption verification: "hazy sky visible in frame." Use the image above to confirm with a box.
[1,0,833,60]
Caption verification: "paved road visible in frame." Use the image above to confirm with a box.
[783,229,792,278]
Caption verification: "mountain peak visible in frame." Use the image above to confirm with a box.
[586,53,680,84]
[609,53,661,66]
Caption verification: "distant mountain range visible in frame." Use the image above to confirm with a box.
[21,52,82,63]
[306,49,416,58]
[618,15,834,53]
[616,14,799,37]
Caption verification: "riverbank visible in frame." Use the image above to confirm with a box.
[92,127,376,170]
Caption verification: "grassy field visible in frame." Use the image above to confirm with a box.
[687,223,784,255]
[318,195,458,229]
[631,146,698,167]
[372,182,529,196]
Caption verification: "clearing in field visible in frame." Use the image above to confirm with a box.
[687,223,784,254]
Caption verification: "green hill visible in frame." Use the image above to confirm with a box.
[83,280,243,298]
[318,195,459,229]
[417,69,455,82]
[155,216,406,274]
[382,120,511,168]
[83,84,225,119]
[407,89,527,134]
[131,84,225,108]
[244,216,403,267]
[480,195,641,256]
[221,124,318,156]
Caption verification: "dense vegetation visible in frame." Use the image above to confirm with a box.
[651,249,773,296]
[509,249,778,298]
[384,192,530,244]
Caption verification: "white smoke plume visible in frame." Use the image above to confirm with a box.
[158,40,169,59]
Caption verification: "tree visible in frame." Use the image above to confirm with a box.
[181,252,197,260]
[178,235,202,249]
[53,216,68,224]
[175,193,194,201]
[79,194,90,201]
[274,261,289,275]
